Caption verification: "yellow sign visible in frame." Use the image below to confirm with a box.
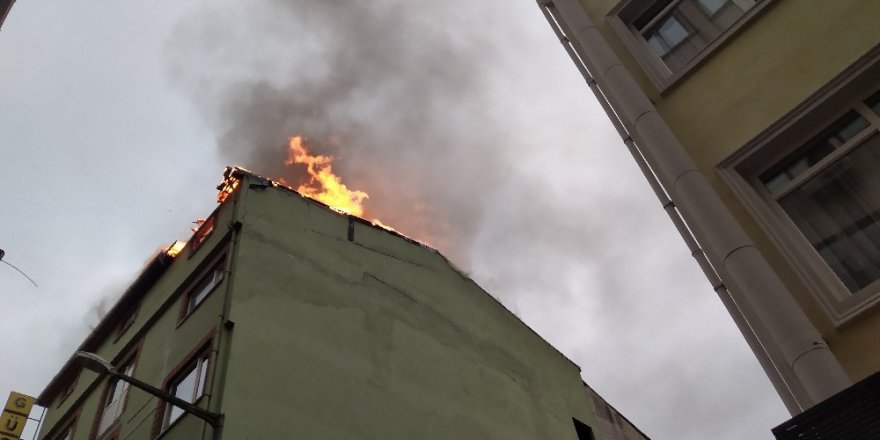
[3,392,34,416]
[0,391,35,437]
[0,412,25,437]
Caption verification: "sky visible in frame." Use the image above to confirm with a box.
[0,1,788,439]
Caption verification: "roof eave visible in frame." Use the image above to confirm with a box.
[36,252,174,405]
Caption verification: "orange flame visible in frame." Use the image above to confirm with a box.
[164,240,187,258]
[371,218,397,233]
[285,136,368,217]
[217,178,239,204]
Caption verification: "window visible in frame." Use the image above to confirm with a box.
[189,214,216,255]
[760,98,880,293]
[114,306,139,343]
[719,56,880,324]
[163,351,210,430]
[609,0,764,89]
[180,259,225,321]
[96,360,135,435]
[572,418,595,440]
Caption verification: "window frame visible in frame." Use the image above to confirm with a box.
[162,351,211,430]
[113,303,140,344]
[718,48,880,325]
[188,213,217,257]
[151,332,215,438]
[607,0,771,92]
[177,253,227,325]
[89,346,141,440]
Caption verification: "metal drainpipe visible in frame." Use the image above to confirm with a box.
[201,180,248,440]
[539,0,850,408]
[538,3,802,413]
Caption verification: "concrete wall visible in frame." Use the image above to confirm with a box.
[217,177,606,439]
[574,0,880,381]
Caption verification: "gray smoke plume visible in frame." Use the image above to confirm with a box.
[165,0,515,263]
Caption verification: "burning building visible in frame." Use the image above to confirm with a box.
[35,166,649,439]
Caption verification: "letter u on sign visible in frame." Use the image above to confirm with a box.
[0,412,24,437]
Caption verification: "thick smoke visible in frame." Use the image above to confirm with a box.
[165,0,513,262]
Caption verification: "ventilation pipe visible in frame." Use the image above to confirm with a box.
[538,0,850,409]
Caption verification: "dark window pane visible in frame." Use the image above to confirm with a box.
[779,134,880,292]
[638,0,753,72]
[760,139,834,191]
[760,114,869,189]
[866,90,880,115]
[572,418,595,440]
[834,113,870,143]
[633,0,675,30]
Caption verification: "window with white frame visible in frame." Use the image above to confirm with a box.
[719,68,880,324]
[163,351,211,430]
[96,360,135,434]
[609,0,764,88]
[182,259,225,319]
[759,93,880,294]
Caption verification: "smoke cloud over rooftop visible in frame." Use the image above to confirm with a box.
[165,0,518,260]
[161,1,789,438]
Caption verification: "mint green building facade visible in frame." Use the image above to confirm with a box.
[36,168,648,440]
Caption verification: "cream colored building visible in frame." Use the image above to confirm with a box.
[539,0,880,432]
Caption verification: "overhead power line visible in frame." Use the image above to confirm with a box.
[0,248,38,287]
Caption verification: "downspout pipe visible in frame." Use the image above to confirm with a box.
[538,4,802,413]
[541,0,850,408]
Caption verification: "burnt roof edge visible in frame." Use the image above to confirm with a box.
[224,166,438,252]
[227,166,582,371]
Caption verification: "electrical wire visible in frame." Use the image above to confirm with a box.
[1,261,37,287]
